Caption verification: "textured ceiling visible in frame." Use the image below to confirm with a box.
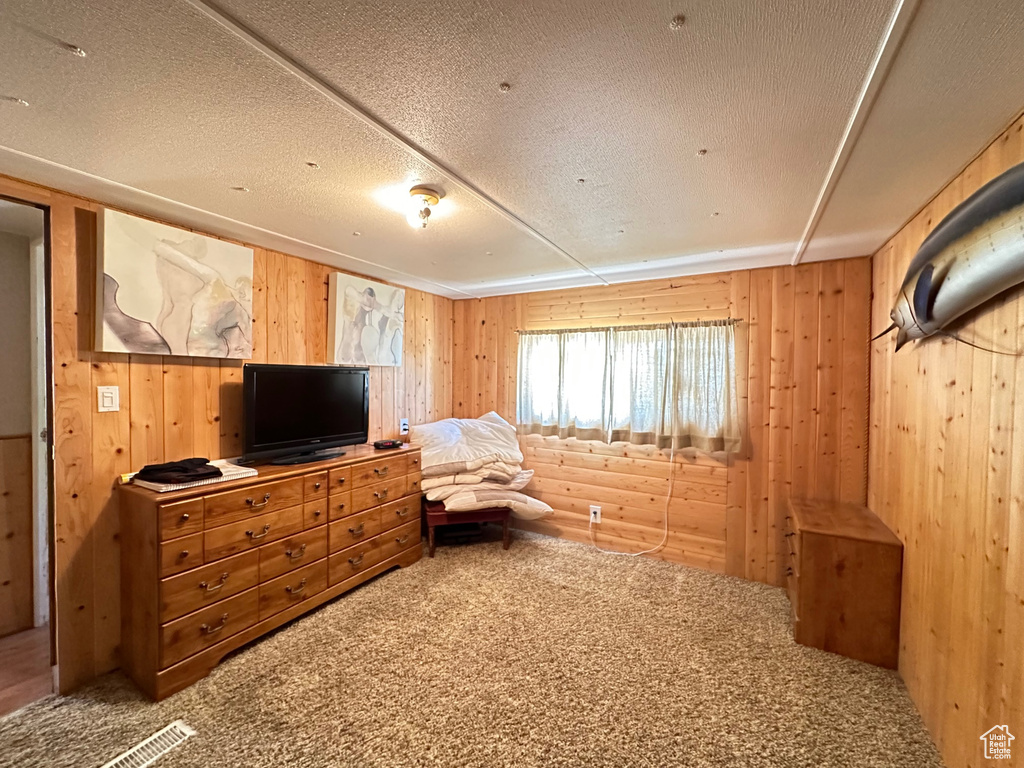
[0,0,1022,297]
[804,0,1024,261]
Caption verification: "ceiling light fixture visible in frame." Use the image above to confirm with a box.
[407,186,441,229]
[1,96,29,106]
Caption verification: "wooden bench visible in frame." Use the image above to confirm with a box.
[422,499,511,557]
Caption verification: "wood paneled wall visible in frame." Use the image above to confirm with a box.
[869,113,1024,768]
[0,173,453,691]
[0,435,33,638]
[451,259,871,583]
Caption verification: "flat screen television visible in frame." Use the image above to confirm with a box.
[242,363,369,465]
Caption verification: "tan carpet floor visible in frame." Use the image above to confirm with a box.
[0,531,943,767]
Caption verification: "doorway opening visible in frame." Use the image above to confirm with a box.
[0,195,53,716]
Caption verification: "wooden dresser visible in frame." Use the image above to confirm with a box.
[119,444,422,700]
[786,498,903,669]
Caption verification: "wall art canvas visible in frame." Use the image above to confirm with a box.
[95,208,254,358]
[327,272,405,366]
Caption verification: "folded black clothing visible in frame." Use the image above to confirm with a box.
[135,457,222,484]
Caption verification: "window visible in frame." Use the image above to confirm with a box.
[516,321,739,453]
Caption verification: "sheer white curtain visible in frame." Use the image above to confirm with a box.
[517,321,739,452]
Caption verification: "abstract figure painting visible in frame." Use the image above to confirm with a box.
[327,272,405,366]
[95,208,254,358]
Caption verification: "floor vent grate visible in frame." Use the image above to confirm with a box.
[100,721,195,768]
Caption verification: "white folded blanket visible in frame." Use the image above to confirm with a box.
[442,489,551,521]
[420,461,523,491]
[426,469,535,501]
[410,412,551,520]
[410,412,524,477]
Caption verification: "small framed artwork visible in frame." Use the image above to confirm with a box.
[327,272,405,366]
[95,208,255,358]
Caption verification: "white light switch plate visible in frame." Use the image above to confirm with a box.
[400,418,410,435]
[97,385,120,412]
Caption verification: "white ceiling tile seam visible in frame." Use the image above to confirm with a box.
[181,0,609,286]
[0,143,482,299]
[790,0,922,266]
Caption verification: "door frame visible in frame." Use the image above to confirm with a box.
[0,192,55,669]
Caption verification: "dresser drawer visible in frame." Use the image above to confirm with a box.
[381,519,421,560]
[159,498,203,541]
[328,466,351,492]
[329,539,382,585]
[161,587,259,667]
[304,471,328,500]
[204,506,304,561]
[407,473,422,495]
[259,527,328,582]
[327,491,353,521]
[259,559,327,620]
[329,509,382,553]
[303,500,328,528]
[380,496,417,532]
[203,477,304,528]
[160,550,259,622]
[408,452,421,472]
[351,476,408,513]
[160,533,204,577]
[353,455,408,485]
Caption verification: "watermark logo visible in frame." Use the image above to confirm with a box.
[980,725,1014,760]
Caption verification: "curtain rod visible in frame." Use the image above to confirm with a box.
[516,318,740,335]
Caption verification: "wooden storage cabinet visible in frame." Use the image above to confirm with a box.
[786,498,903,669]
[120,445,422,700]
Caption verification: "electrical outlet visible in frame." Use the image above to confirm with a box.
[399,418,410,435]
[589,504,601,524]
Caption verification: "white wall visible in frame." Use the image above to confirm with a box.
[0,231,31,437]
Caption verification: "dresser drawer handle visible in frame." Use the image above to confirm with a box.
[178,550,190,560]
[246,524,272,540]
[314,481,322,490]
[313,509,323,518]
[412,458,419,465]
[180,512,190,522]
[395,507,409,518]
[348,523,365,536]
[785,532,795,537]
[374,466,389,477]
[286,543,307,561]
[336,477,346,485]
[286,578,307,596]
[348,554,364,567]
[336,503,346,512]
[246,493,272,509]
[396,534,410,545]
[374,489,389,501]
[201,614,228,635]
[199,573,229,592]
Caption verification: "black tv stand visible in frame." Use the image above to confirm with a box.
[269,449,346,466]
